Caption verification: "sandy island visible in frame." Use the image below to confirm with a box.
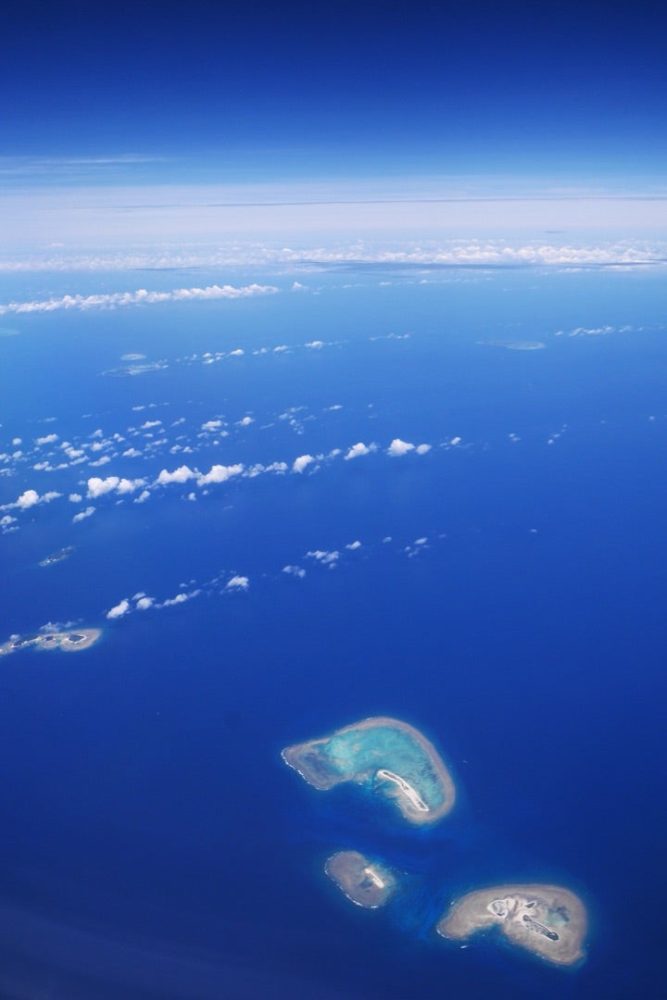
[0,628,102,658]
[478,339,547,351]
[282,716,456,824]
[437,883,587,966]
[325,851,397,908]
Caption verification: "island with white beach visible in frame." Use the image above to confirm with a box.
[282,716,456,824]
[325,850,397,908]
[0,628,102,658]
[437,883,587,966]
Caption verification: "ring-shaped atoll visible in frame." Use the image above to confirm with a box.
[282,716,456,824]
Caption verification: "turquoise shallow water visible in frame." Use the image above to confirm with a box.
[326,723,447,809]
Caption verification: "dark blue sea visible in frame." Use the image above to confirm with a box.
[1,264,666,998]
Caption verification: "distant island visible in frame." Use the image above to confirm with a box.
[0,628,102,658]
[39,545,75,568]
[325,850,396,908]
[437,883,587,966]
[282,716,456,824]
[478,340,546,351]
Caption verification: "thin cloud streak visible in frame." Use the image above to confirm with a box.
[0,283,278,316]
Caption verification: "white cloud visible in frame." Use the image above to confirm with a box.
[4,239,662,274]
[89,455,112,467]
[415,443,431,454]
[106,598,130,620]
[69,492,83,503]
[197,463,243,486]
[35,433,58,446]
[116,477,146,494]
[135,596,154,610]
[1,488,62,511]
[72,505,95,523]
[86,476,119,498]
[156,464,197,485]
[0,283,279,316]
[159,590,201,608]
[226,575,249,590]
[344,442,374,460]
[292,454,315,474]
[306,549,340,566]
[237,415,254,427]
[305,340,325,349]
[122,447,142,457]
[201,419,223,432]
[387,438,414,456]
[282,565,306,578]
[346,540,362,550]
[134,489,151,503]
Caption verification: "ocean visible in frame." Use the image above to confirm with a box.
[0,263,665,998]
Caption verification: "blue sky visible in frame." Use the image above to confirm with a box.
[3,0,667,185]
[2,0,667,255]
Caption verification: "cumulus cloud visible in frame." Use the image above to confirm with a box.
[87,476,119,498]
[116,477,146,494]
[156,465,197,485]
[0,283,279,316]
[72,505,95,523]
[197,463,243,486]
[282,564,306,578]
[86,475,145,499]
[159,589,201,608]
[106,598,130,620]
[387,438,415,456]
[346,540,362,550]
[415,443,431,454]
[344,442,374,460]
[135,596,154,610]
[1,488,61,511]
[292,454,315,474]
[226,575,249,590]
[306,549,340,566]
[35,433,58,446]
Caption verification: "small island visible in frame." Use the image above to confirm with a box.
[437,883,587,966]
[325,851,397,908]
[0,628,102,658]
[38,546,75,568]
[282,716,456,824]
[478,339,546,351]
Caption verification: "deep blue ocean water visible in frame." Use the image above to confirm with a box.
[1,265,666,998]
